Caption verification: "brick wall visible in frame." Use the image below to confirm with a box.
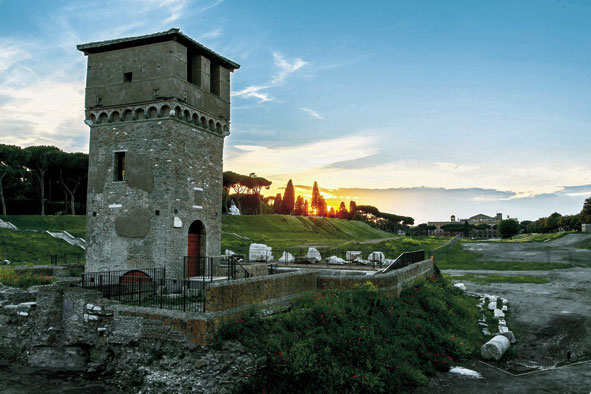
[205,271,318,312]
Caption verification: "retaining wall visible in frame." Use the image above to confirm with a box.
[317,260,435,297]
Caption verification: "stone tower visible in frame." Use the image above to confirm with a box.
[78,29,239,278]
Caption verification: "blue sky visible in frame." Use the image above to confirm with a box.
[0,0,590,222]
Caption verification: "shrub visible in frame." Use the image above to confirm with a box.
[0,269,53,288]
[217,275,482,393]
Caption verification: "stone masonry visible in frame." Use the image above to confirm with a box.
[78,29,240,277]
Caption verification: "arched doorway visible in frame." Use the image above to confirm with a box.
[187,221,206,277]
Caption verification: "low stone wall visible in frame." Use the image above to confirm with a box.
[317,260,434,297]
[205,271,318,312]
[0,264,81,278]
[212,262,268,279]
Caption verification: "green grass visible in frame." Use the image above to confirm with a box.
[0,228,84,265]
[434,243,575,270]
[327,236,450,259]
[222,215,395,254]
[216,276,483,393]
[494,232,569,243]
[1,215,86,238]
[446,273,550,284]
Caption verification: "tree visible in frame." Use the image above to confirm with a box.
[311,181,321,214]
[580,198,591,224]
[56,152,88,215]
[349,200,357,219]
[294,196,305,216]
[23,146,61,215]
[317,196,328,217]
[303,200,309,217]
[273,193,282,214]
[328,207,335,218]
[336,201,348,219]
[498,219,520,238]
[0,144,25,215]
[281,179,295,215]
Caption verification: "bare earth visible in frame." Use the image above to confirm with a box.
[418,235,591,394]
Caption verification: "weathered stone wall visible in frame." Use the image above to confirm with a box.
[86,118,223,278]
[205,271,318,312]
[317,260,434,297]
[582,224,591,233]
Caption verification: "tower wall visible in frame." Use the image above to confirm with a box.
[79,30,238,276]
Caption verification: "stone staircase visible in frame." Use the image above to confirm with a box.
[45,230,86,250]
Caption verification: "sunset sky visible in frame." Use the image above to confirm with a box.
[1,0,590,223]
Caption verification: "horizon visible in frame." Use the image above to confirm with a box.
[1,0,590,223]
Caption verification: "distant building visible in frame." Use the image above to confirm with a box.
[427,212,517,238]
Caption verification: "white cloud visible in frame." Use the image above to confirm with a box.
[232,51,308,103]
[300,107,324,120]
[271,52,308,84]
[231,85,274,103]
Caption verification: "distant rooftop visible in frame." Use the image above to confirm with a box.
[77,28,240,70]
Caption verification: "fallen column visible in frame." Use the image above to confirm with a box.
[481,335,510,361]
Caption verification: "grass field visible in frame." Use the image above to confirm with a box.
[222,215,449,258]
[494,232,570,243]
[434,243,575,271]
[0,228,84,265]
[1,215,86,239]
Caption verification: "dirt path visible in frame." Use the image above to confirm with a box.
[417,239,591,393]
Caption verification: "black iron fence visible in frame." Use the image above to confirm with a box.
[380,250,425,273]
[81,268,206,312]
[227,254,251,279]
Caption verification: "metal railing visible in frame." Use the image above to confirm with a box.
[81,267,206,312]
[227,254,251,280]
[377,250,425,274]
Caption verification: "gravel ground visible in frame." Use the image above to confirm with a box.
[418,236,591,394]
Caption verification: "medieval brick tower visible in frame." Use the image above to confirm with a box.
[78,29,239,278]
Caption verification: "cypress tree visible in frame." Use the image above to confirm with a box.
[281,179,295,214]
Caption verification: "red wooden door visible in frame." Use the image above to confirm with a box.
[187,233,200,277]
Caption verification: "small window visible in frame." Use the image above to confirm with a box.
[123,72,133,83]
[155,210,160,216]
[92,212,97,217]
[153,89,159,98]
[96,97,102,106]
[114,152,126,181]
[174,209,178,214]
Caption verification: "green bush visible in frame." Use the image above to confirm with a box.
[217,276,482,393]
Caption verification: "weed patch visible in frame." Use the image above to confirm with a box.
[0,269,53,288]
[216,276,483,393]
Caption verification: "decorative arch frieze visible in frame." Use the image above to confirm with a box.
[85,100,228,134]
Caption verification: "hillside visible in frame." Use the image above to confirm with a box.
[1,215,442,263]
[222,215,398,255]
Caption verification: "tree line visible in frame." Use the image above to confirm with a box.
[223,174,414,233]
[0,144,88,215]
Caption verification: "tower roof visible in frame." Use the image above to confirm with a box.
[77,28,240,70]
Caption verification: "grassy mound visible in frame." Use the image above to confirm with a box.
[1,215,86,239]
[0,228,84,265]
[217,276,482,393]
[222,215,393,254]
